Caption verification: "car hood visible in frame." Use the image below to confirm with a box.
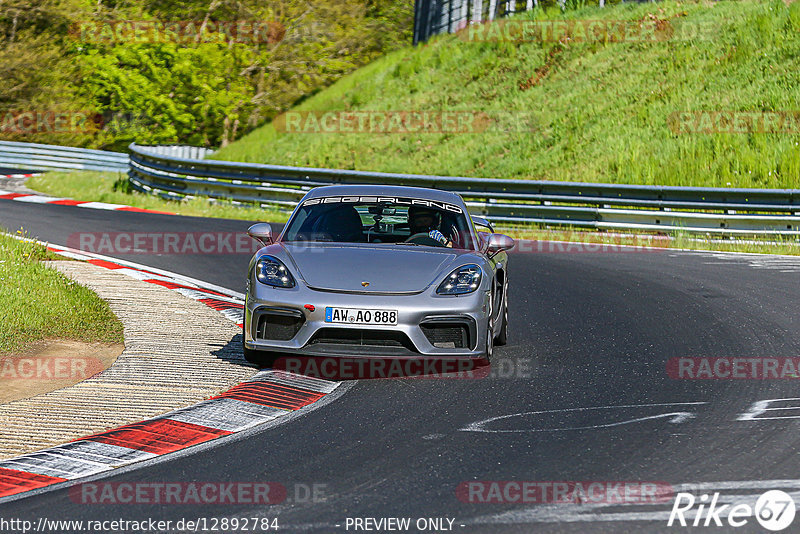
[281,243,468,294]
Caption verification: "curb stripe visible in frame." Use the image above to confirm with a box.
[13,195,67,204]
[1,454,108,479]
[166,399,287,432]
[48,199,86,206]
[67,249,246,323]
[144,280,230,298]
[75,202,129,210]
[0,374,340,499]
[0,469,66,497]
[0,177,176,216]
[0,237,342,502]
[47,442,156,465]
[214,382,326,411]
[85,419,232,456]
[85,258,126,270]
[199,297,245,312]
[251,371,339,394]
[116,206,175,215]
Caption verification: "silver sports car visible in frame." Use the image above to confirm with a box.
[242,185,514,368]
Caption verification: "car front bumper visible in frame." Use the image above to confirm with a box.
[243,282,492,359]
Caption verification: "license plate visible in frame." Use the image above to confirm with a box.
[325,307,398,325]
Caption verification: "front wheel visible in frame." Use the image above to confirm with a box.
[494,283,508,346]
[484,290,495,362]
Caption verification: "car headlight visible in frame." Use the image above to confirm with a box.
[255,255,295,288]
[437,264,482,295]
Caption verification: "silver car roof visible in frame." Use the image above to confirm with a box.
[303,184,464,205]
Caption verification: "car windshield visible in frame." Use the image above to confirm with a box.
[282,196,476,250]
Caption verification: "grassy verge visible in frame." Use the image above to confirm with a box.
[0,232,124,355]
[22,172,799,256]
[214,0,800,189]
[27,171,289,222]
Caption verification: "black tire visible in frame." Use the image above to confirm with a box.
[242,324,281,368]
[484,289,495,363]
[494,282,508,346]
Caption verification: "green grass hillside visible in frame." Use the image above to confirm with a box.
[213,0,800,189]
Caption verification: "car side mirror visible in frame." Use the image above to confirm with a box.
[486,234,515,257]
[471,216,495,234]
[247,223,273,246]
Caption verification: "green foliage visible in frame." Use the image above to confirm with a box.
[214,0,800,189]
[0,0,413,150]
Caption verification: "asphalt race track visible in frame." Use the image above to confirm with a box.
[2,200,800,533]
[0,168,38,176]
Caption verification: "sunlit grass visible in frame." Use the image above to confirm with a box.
[214,0,800,190]
[0,232,124,355]
[27,171,290,222]
[501,225,800,256]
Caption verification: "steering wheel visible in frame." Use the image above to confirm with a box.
[404,232,448,247]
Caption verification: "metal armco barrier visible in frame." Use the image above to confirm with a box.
[412,0,612,45]
[0,140,797,236]
[135,144,216,160]
[0,142,214,174]
[414,0,528,45]
[0,140,128,173]
[127,143,800,236]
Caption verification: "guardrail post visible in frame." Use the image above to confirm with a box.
[5,140,793,238]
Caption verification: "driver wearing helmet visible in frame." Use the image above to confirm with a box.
[408,206,449,246]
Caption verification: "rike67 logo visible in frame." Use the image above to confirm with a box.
[668,490,795,531]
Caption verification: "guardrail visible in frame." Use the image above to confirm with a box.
[413,0,609,45]
[0,140,129,173]
[1,140,797,236]
[414,0,533,45]
[0,141,215,174]
[128,143,800,236]
[133,145,215,160]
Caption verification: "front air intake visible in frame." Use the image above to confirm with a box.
[255,308,305,341]
[420,317,476,349]
[308,328,415,350]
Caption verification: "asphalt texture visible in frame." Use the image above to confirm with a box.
[2,199,800,533]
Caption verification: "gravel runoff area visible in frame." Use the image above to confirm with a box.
[0,261,257,460]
